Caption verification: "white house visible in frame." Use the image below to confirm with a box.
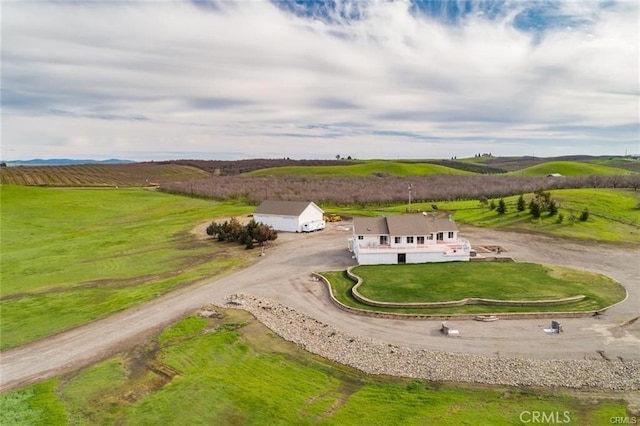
[253,200,325,233]
[348,213,471,265]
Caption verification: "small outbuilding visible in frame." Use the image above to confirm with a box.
[253,200,324,233]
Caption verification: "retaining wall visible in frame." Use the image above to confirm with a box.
[313,272,620,321]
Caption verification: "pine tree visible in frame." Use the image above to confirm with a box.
[517,194,526,212]
[497,198,507,215]
[548,200,558,216]
[579,208,589,222]
[530,201,541,218]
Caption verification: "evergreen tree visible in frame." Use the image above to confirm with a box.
[517,194,526,212]
[579,208,589,222]
[497,198,507,215]
[530,201,541,218]
[548,200,558,216]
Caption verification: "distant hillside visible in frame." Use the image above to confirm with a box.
[509,161,634,176]
[156,159,357,175]
[242,160,474,177]
[457,155,639,174]
[0,163,210,187]
[589,157,640,173]
[4,158,135,166]
[422,159,507,174]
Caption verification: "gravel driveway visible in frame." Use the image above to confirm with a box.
[1,221,638,392]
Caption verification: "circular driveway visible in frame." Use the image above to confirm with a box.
[1,221,638,392]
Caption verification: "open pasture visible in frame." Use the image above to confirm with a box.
[0,186,253,349]
[0,310,625,425]
[450,189,640,244]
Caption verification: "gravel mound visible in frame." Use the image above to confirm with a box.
[224,294,640,391]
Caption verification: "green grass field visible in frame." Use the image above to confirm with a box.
[509,161,633,176]
[352,263,624,307]
[328,189,640,244]
[321,264,625,315]
[243,160,473,177]
[0,310,626,425]
[0,186,254,349]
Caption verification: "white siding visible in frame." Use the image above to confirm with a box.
[355,252,398,265]
[253,214,298,232]
[298,204,324,232]
[357,250,470,264]
[254,202,324,232]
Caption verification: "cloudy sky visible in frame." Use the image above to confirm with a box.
[2,0,638,161]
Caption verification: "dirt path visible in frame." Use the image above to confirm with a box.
[1,222,638,393]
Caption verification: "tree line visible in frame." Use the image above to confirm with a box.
[160,174,640,206]
[491,188,589,223]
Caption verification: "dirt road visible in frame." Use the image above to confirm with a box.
[1,222,638,393]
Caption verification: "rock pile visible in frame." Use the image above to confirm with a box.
[223,294,639,391]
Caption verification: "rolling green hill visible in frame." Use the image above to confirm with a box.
[589,157,640,173]
[242,161,474,177]
[509,161,633,176]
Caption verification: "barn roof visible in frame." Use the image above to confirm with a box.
[353,214,458,236]
[254,200,323,216]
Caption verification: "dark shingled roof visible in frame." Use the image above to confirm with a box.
[254,200,323,216]
[353,214,458,236]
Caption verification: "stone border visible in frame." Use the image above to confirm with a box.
[314,270,629,321]
[348,267,586,308]
[223,294,640,391]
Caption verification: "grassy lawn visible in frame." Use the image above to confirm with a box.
[243,160,473,177]
[353,263,623,304]
[327,189,640,244]
[321,264,625,315]
[0,186,254,350]
[0,310,626,425]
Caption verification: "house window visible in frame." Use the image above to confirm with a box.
[448,232,455,239]
[427,235,433,240]
[407,236,414,243]
[417,236,425,244]
[394,237,402,244]
[358,235,364,240]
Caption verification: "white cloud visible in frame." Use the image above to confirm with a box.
[2,0,638,161]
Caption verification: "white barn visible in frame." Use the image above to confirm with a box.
[349,213,471,265]
[253,200,325,233]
